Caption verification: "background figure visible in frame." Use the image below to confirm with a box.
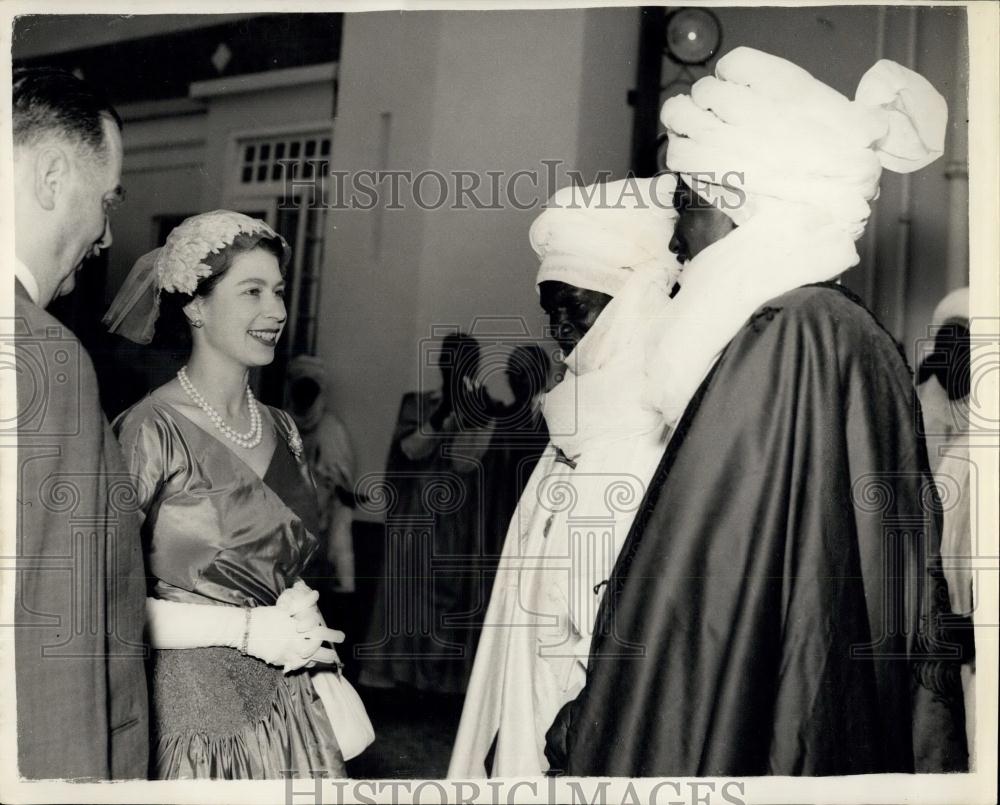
[10,67,149,780]
[287,355,359,594]
[481,344,552,557]
[917,286,975,763]
[359,333,494,695]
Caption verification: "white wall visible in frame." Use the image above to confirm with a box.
[199,81,336,211]
[312,10,441,487]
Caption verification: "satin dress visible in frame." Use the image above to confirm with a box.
[114,396,346,779]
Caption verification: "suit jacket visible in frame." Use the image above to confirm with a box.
[12,279,149,779]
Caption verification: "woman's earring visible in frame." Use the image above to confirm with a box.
[191,318,203,328]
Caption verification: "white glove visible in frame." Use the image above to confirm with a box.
[276,581,346,673]
[146,597,244,650]
[279,581,323,627]
[246,605,344,672]
[145,596,344,674]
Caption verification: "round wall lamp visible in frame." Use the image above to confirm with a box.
[664,8,722,66]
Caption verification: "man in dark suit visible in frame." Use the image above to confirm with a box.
[9,67,149,780]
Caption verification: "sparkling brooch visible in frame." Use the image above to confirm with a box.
[288,429,304,460]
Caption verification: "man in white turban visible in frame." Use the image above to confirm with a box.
[545,47,968,776]
[448,176,681,777]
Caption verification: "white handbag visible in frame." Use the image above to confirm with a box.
[311,667,375,761]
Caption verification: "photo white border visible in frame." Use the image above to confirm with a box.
[1,1,996,803]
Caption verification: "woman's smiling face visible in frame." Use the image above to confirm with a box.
[187,247,287,369]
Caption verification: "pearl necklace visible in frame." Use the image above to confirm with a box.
[177,366,263,449]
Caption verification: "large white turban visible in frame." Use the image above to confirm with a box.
[661,47,948,240]
[644,48,949,428]
[531,175,680,296]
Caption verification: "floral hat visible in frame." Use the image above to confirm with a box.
[102,210,291,344]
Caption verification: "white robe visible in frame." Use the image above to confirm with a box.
[448,269,671,777]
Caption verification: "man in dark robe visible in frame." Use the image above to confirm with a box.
[9,68,149,779]
[545,47,968,776]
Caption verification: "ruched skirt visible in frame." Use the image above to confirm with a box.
[151,647,345,779]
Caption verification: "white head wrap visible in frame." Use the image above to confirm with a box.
[932,286,970,327]
[645,48,948,428]
[286,354,329,433]
[661,47,948,240]
[531,175,681,296]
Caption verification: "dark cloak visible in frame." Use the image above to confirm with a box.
[545,284,968,776]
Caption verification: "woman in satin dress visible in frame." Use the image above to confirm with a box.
[105,210,347,778]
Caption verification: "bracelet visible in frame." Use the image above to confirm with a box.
[239,607,252,655]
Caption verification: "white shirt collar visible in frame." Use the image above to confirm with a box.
[14,258,40,305]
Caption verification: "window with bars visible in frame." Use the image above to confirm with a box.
[240,135,332,186]
[256,202,329,406]
[277,203,327,356]
[226,129,332,405]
